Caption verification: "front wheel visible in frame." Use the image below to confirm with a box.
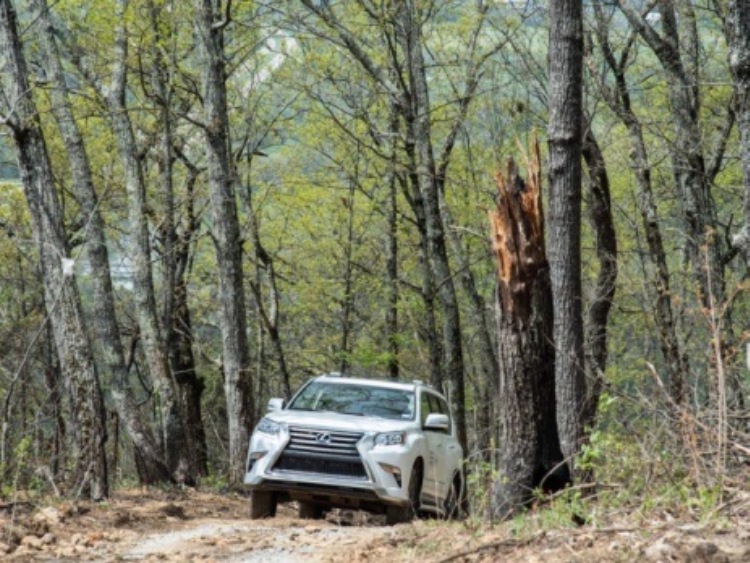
[386,462,422,525]
[443,477,461,520]
[250,490,277,519]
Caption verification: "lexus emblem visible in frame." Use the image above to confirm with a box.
[315,432,331,444]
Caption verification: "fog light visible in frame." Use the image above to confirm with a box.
[379,462,402,487]
[247,451,267,472]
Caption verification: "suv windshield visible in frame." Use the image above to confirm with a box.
[288,381,415,421]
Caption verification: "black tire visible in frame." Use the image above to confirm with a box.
[298,501,325,519]
[386,462,422,525]
[443,476,461,520]
[250,490,277,519]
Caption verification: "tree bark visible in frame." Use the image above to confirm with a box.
[165,164,208,478]
[490,142,569,519]
[196,0,253,482]
[0,0,108,499]
[548,0,586,467]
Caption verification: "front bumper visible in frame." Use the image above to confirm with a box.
[244,425,417,508]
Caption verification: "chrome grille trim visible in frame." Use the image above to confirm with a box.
[271,426,368,479]
[286,426,363,458]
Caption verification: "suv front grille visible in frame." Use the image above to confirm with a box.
[273,426,367,479]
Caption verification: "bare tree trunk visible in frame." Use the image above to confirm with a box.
[490,143,569,519]
[107,0,190,483]
[34,0,172,485]
[339,176,357,373]
[548,0,586,467]
[172,163,209,477]
[42,363,64,478]
[401,0,466,452]
[146,0,207,481]
[384,107,401,379]
[196,0,253,482]
[581,127,618,430]
[0,0,108,499]
[720,0,750,414]
[403,125,443,389]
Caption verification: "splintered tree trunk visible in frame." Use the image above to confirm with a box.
[490,139,568,519]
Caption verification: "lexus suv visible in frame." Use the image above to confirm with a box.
[244,373,464,524]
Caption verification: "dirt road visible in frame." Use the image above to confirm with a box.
[2,488,748,561]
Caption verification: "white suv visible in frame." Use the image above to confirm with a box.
[244,373,464,524]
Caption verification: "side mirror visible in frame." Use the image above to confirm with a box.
[267,398,285,412]
[424,413,450,432]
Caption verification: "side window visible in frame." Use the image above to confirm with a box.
[420,392,432,426]
[423,392,451,434]
[437,396,453,433]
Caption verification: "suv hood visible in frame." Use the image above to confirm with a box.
[264,409,415,433]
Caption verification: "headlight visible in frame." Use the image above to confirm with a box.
[255,417,282,435]
[374,431,406,446]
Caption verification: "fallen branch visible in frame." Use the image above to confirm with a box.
[437,537,532,563]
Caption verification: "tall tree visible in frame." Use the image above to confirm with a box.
[548,0,586,465]
[33,0,172,485]
[144,0,208,479]
[196,0,253,481]
[105,0,192,482]
[0,0,108,499]
[398,0,467,450]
